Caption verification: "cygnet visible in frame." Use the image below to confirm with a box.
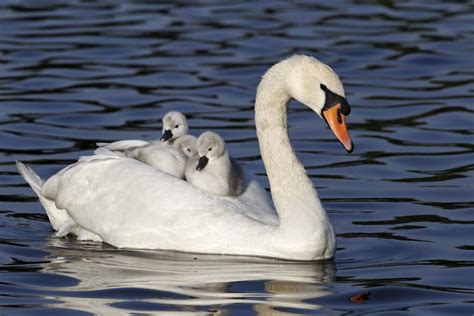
[185,131,243,196]
[97,111,189,152]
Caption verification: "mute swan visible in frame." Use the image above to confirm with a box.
[186,131,243,197]
[17,55,353,261]
[97,111,189,152]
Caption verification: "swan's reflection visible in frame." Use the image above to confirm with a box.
[43,238,335,314]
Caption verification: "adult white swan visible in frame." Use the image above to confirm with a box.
[17,55,353,261]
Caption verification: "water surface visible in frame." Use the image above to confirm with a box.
[1,1,473,315]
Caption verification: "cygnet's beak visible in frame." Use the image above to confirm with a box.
[160,129,173,142]
[322,104,354,153]
[196,156,209,171]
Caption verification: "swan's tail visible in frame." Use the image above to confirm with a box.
[16,161,103,242]
[16,161,43,196]
[16,161,72,232]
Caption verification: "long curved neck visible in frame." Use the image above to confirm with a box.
[255,62,334,247]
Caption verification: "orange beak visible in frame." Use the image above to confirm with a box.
[322,104,354,153]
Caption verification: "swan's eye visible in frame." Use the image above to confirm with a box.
[174,125,179,128]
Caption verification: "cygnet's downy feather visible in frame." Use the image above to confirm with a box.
[126,135,197,179]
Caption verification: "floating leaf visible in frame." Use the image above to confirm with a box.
[350,291,370,303]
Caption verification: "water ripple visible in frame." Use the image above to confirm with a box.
[0,1,473,315]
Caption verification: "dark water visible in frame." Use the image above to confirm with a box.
[1,1,473,314]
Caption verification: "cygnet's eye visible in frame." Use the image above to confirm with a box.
[208,147,212,151]
[186,148,191,152]
[174,124,179,128]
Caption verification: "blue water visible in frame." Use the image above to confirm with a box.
[1,1,473,315]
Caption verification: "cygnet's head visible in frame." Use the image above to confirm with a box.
[195,131,226,171]
[262,55,353,152]
[176,135,197,158]
[160,111,188,142]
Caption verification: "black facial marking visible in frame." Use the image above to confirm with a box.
[320,84,351,116]
[337,108,342,123]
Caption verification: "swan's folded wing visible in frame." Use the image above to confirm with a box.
[44,157,201,240]
[237,173,278,226]
[97,139,150,152]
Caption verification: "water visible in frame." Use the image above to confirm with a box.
[1,1,473,314]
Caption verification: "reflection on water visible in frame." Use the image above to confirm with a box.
[0,0,473,315]
[33,239,334,314]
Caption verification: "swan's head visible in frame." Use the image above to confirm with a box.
[160,111,188,142]
[177,135,197,158]
[195,131,226,171]
[284,55,353,152]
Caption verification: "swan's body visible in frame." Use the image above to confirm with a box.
[17,55,353,261]
[186,131,243,197]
